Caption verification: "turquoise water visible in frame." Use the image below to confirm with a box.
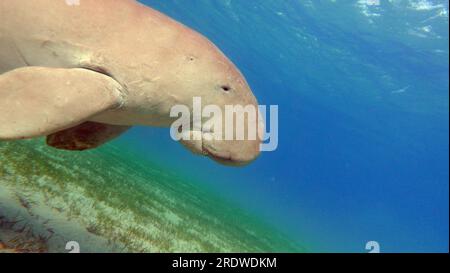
[123,0,449,252]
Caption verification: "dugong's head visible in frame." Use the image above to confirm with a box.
[155,29,263,166]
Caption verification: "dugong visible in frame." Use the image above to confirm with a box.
[0,0,262,166]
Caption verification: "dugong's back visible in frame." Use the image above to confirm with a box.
[0,0,182,74]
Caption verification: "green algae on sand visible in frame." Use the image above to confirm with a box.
[0,139,303,253]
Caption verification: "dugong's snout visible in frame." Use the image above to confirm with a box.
[202,138,262,167]
[179,115,264,167]
[180,133,262,166]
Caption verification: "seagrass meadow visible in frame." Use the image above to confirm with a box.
[0,139,303,253]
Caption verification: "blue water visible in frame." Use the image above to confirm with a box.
[123,0,449,252]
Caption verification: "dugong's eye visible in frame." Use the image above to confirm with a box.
[220,85,231,92]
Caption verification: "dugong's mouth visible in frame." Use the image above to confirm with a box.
[179,130,260,167]
[201,142,242,166]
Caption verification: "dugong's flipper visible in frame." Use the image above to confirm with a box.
[0,67,124,140]
[47,122,130,151]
